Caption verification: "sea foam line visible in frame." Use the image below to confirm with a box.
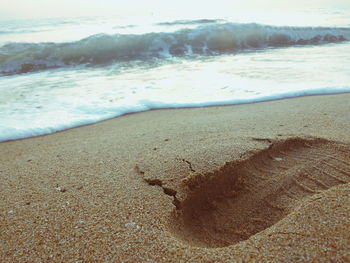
[1,87,349,142]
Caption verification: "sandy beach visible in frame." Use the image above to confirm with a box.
[1,94,350,262]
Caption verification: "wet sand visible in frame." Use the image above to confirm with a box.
[1,94,350,262]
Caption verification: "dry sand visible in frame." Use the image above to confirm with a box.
[1,94,350,262]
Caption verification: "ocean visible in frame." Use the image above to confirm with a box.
[1,8,350,142]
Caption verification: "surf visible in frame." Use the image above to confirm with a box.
[1,22,349,75]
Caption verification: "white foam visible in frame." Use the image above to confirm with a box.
[1,85,349,142]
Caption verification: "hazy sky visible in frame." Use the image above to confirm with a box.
[1,0,349,20]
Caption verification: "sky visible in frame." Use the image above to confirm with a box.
[0,0,350,20]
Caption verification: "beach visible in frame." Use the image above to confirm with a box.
[1,93,349,262]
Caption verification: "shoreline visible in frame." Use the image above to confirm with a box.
[2,91,350,144]
[1,93,350,262]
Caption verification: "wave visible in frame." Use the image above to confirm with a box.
[1,22,350,75]
[0,29,42,35]
[157,19,224,26]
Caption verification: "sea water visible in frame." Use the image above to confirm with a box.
[0,8,350,141]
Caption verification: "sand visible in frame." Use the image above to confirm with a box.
[1,94,350,262]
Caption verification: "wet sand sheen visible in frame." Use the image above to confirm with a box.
[1,94,350,262]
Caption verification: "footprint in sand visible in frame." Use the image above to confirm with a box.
[169,137,350,248]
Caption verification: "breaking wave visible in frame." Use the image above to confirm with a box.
[1,22,349,75]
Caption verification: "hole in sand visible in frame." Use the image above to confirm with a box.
[169,137,350,248]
